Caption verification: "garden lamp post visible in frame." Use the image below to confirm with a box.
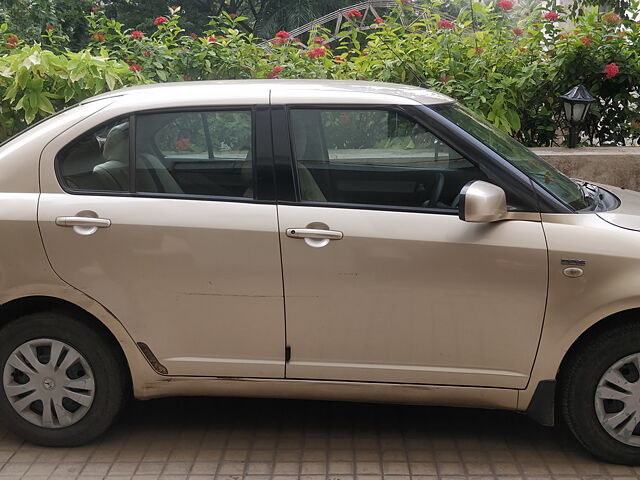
[561,84,595,148]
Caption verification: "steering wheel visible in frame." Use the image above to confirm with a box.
[421,173,445,208]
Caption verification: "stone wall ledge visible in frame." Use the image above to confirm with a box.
[531,146,640,190]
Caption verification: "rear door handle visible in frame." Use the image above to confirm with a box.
[286,228,343,240]
[55,217,111,228]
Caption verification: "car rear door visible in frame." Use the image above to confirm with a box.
[38,105,286,378]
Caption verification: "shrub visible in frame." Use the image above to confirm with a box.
[0,2,638,146]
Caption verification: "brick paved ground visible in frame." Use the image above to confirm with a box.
[0,397,636,480]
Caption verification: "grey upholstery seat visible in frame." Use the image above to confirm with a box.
[241,144,325,202]
[93,123,130,191]
[292,126,326,202]
[136,153,183,194]
[93,122,183,194]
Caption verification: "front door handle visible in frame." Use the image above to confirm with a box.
[286,228,343,240]
[55,217,111,228]
[55,215,111,236]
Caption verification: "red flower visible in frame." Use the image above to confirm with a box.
[130,30,144,39]
[176,138,190,150]
[374,17,384,24]
[334,56,346,62]
[91,7,100,11]
[190,33,198,39]
[496,0,513,10]
[6,43,15,49]
[267,66,284,79]
[437,19,455,29]
[45,25,55,30]
[207,36,218,43]
[91,33,105,41]
[169,5,179,10]
[474,47,484,55]
[603,12,621,24]
[154,16,168,26]
[275,30,290,40]
[580,35,593,45]
[270,38,284,46]
[308,47,326,59]
[143,49,152,56]
[543,11,559,21]
[6,35,19,44]
[312,37,324,44]
[604,62,619,78]
[512,27,523,35]
[182,75,191,81]
[229,13,237,19]
[129,63,143,72]
[345,9,362,19]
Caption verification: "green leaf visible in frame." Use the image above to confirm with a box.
[37,94,54,114]
[506,110,521,131]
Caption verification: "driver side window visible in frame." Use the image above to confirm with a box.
[289,109,487,210]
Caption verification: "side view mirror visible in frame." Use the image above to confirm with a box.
[459,180,508,223]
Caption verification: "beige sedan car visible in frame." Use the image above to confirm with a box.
[0,80,639,463]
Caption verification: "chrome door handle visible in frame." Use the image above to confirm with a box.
[286,228,343,240]
[55,217,111,228]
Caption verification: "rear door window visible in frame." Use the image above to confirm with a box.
[135,110,253,198]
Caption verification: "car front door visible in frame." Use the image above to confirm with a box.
[38,107,285,378]
[275,106,548,389]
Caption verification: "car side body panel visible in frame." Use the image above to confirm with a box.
[519,209,640,409]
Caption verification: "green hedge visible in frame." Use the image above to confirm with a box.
[1,2,639,146]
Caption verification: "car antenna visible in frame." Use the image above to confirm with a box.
[374,27,430,88]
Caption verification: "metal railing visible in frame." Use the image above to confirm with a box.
[259,1,454,47]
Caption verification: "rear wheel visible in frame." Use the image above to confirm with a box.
[560,323,640,464]
[0,311,127,446]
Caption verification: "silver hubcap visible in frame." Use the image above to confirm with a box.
[2,339,95,429]
[595,353,640,446]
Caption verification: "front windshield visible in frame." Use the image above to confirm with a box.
[431,103,594,211]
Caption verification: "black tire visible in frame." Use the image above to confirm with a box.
[0,311,128,446]
[559,322,640,465]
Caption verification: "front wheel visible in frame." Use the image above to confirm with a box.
[560,323,640,464]
[0,311,128,446]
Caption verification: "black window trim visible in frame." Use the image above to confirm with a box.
[279,103,544,216]
[55,105,276,204]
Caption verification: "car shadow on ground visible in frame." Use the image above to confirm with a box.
[0,396,625,477]
[107,396,597,463]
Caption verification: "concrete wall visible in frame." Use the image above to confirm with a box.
[533,147,640,191]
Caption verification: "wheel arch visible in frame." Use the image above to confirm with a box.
[557,307,640,382]
[525,307,640,426]
[0,295,133,389]
[544,308,640,425]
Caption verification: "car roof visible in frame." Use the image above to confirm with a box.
[83,80,454,107]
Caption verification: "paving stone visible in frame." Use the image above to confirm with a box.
[0,397,624,479]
